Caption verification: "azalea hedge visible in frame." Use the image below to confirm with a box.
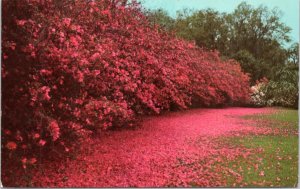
[2,0,250,168]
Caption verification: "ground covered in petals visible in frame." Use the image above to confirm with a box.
[3,107,298,187]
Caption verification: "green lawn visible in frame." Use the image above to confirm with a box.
[218,108,298,187]
[242,108,298,129]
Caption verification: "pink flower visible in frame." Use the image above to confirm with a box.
[86,118,92,125]
[48,120,60,141]
[101,10,110,15]
[9,42,16,50]
[16,19,26,26]
[15,134,23,141]
[89,1,96,6]
[40,86,51,101]
[33,133,40,139]
[59,31,65,38]
[40,69,52,76]
[6,141,17,150]
[65,147,70,152]
[90,52,100,61]
[70,36,80,47]
[79,58,89,66]
[93,70,100,76]
[71,52,79,58]
[38,139,46,146]
[75,99,83,105]
[4,129,11,135]
[21,157,27,164]
[75,71,84,83]
[63,18,71,27]
[29,158,37,164]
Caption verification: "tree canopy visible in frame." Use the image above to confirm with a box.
[145,2,298,84]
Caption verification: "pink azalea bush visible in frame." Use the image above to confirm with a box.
[2,0,251,167]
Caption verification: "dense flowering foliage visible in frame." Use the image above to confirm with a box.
[2,0,250,168]
[262,80,298,108]
[260,67,299,108]
[250,75,298,108]
[250,78,269,107]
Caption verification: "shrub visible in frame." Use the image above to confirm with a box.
[261,66,298,108]
[2,0,250,170]
[250,66,298,108]
[262,81,298,108]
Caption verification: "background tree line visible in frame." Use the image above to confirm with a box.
[144,2,299,108]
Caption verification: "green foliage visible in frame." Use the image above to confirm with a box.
[262,66,298,108]
[232,50,268,84]
[144,9,175,31]
[287,43,299,65]
[145,2,297,85]
[175,9,227,50]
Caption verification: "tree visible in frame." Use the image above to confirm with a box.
[225,2,290,83]
[173,9,229,51]
[231,50,268,83]
[287,43,299,65]
[227,2,291,55]
[160,2,293,84]
[144,9,175,31]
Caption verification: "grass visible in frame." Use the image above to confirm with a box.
[242,108,298,129]
[217,108,298,187]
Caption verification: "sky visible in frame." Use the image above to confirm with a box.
[139,0,299,45]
